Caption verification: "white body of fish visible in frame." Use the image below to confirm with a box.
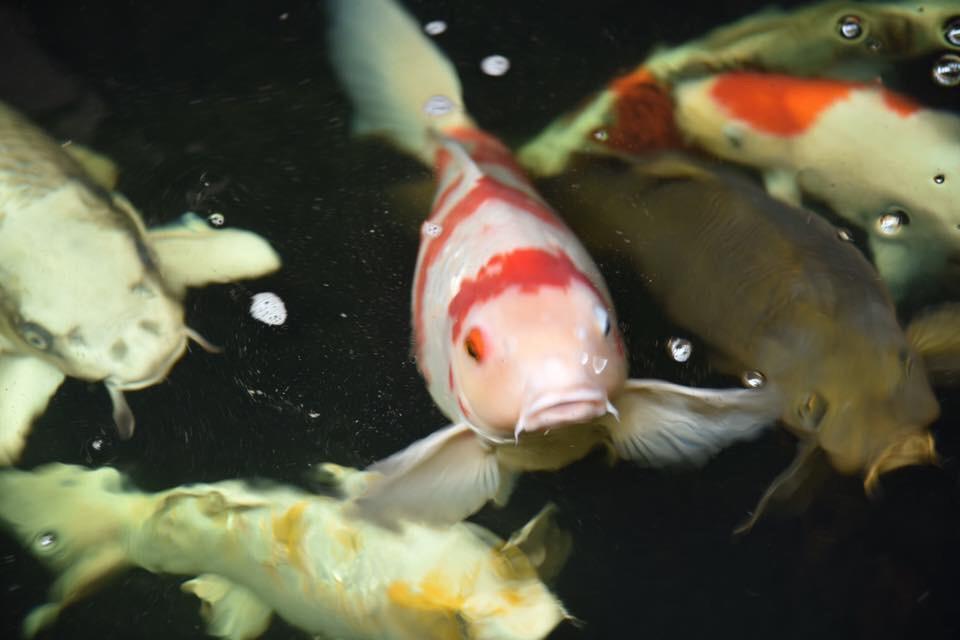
[0,463,570,640]
[0,101,281,463]
[328,0,783,527]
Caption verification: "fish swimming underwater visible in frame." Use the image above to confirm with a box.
[0,101,281,464]
[328,0,782,526]
[0,462,572,640]
[517,0,960,177]
[670,71,960,304]
[537,153,959,530]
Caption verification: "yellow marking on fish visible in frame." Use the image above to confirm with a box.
[328,522,363,556]
[385,579,465,640]
[271,501,309,572]
[500,588,525,606]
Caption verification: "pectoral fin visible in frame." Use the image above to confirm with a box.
[504,503,572,584]
[62,142,119,190]
[602,379,781,467]
[0,355,66,465]
[763,168,802,206]
[352,423,502,527]
[906,303,960,384]
[182,574,273,640]
[147,213,281,295]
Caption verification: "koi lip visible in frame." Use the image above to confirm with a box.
[517,387,609,435]
[108,333,188,391]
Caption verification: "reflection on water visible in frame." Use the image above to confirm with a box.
[1,1,959,639]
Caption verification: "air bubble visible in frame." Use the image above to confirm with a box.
[877,209,909,235]
[35,532,57,550]
[592,355,608,374]
[423,95,455,116]
[208,212,225,227]
[837,228,854,242]
[666,337,692,362]
[250,292,287,326]
[742,370,766,389]
[422,221,442,237]
[934,174,945,185]
[932,54,960,87]
[945,17,960,47]
[837,15,863,40]
[592,128,609,142]
[481,55,511,76]
[424,20,447,36]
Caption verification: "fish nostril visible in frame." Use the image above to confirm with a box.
[110,339,128,360]
[139,320,161,336]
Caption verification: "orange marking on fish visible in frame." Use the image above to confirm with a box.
[710,73,856,136]
[880,89,920,117]
[605,67,683,153]
[271,501,309,572]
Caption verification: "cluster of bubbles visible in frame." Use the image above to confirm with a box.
[422,221,442,237]
[666,337,692,362]
[250,292,287,326]
[207,212,225,227]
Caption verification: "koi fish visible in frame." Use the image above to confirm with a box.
[0,462,572,640]
[670,71,960,303]
[327,0,782,526]
[518,0,960,177]
[537,153,957,530]
[0,101,281,464]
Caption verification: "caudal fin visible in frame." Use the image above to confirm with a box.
[0,464,140,637]
[327,0,473,163]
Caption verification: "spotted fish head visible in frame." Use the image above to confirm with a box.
[447,253,627,441]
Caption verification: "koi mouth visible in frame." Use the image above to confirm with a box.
[514,388,616,442]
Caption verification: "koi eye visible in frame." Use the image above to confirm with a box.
[594,306,612,337]
[464,328,485,362]
[20,322,53,351]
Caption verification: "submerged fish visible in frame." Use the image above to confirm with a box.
[0,101,281,464]
[671,71,960,303]
[328,0,781,526]
[518,0,960,177]
[0,462,572,640]
[537,153,956,529]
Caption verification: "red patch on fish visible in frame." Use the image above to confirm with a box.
[710,73,854,136]
[606,68,683,152]
[413,176,567,361]
[880,90,920,117]
[435,127,526,176]
[447,248,604,343]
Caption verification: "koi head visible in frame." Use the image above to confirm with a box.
[448,266,626,441]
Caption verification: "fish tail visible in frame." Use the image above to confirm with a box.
[327,0,474,165]
[0,464,138,638]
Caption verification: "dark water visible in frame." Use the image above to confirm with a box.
[1,1,959,638]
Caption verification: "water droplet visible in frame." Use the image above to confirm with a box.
[837,15,863,40]
[422,221,442,237]
[945,17,960,46]
[877,209,909,235]
[250,292,287,326]
[278,12,289,21]
[742,370,766,388]
[592,355,608,374]
[934,174,946,185]
[424,20,447,36]
[837,228,854,242]
[480,55,511,76]
[666,337,692,362]
[35,532,57,550]
[932,54,960,87]
[592,128,609,142]
[579,351,589,366]
[865,37,882,51]
[207,212,225,227]
[423,94,455,116]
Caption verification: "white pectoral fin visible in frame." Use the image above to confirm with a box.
[182,574,273,640]
[763,168,802,206]
[906,303,960,383]
[602,379,781,467]
[352,423,501,527]
[0,356,66,465]
[148,213,281,294]
[504,503,572,584]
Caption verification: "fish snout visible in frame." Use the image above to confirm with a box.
[517,386,610,436]
[863,432,938,494]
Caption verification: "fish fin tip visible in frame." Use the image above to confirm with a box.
[182,574,273,640]
[505,502,573,584]
[23,602,62,639]
[0,356,66,465]
[763,168,802,205]
[605,379,780,467]
[353,423,500,526]
[147,220,281,292]
[61,142,119,191]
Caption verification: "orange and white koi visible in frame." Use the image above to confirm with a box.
[0,462,573,640]
[328,0,782,526]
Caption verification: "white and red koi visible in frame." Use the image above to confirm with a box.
[328,0,781,526]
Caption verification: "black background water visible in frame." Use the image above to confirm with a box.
[1,1,959,638]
